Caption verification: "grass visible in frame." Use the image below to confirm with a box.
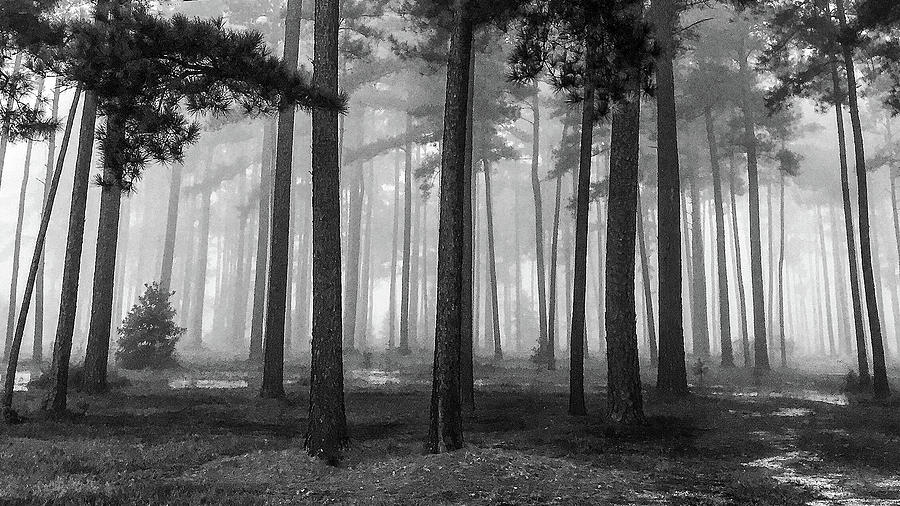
[0,355,898,504]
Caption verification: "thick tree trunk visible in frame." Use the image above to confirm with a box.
[606,85,644,425]
[399,116,414,355]
[705,108,733,366]
[548,173,563,371]
[306,0,347,463]
[460,55,476,410]
[3,88,78,419]
[652,0,687,396]
[159,164,183,293]
[428,0,472,453]
[637,188,657,367]
[483,160,502,360]
[529,87,549,357]
[82,115,126,395]
[836,0,888,397]
[569,75,594,415]
[688,171,710,357]
[830,63,868,382]
[739,53,770,372]
[249,121,274,363]
[45,92,95,412]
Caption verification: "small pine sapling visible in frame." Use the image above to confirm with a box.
[116,283,185,370]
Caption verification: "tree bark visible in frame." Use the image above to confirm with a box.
[306,0,347,463]
[815,205,836,356]
[460,55,476,410]
[159,164,183,293]
[189,188,211,349]
[342,132,364,353]
[428,0,472,453]
[836,0,888,397]
[399,115,414,355]
[727,175,750,367]
[409,188,422,350]
[529,87,549,357]
[249,121,274,363]
[652,0,687,396]
[705,108,733,366]
[548,173,563,371]
[688,171,709,357]
[389,151,400,350]
[82,114,126,395]
[606,84,644,425]
[637,188,657,367]
[778,174,787,366]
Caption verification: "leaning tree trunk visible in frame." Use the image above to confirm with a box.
[2,88,79,421]
[249,121,274,363]
[306,0,347,463]
[728,175,750,367]
[483,160,502,360]
[836,0,889,398]
[44,91,95,413]
[569,71,594,416]
[636,188,657,367]
[830,63,868,381]
[428,0,472,454]
[262,0,302,395]
[652,0,687,396]
[739,53,770,372]
[159,164,183,293]
[399,116,414,355]
[82,114,126,395]
[606,83,644,425]
[529,86,549,358]
[548,173,563,371]
[705,108,733,367]
[688,170,710,357]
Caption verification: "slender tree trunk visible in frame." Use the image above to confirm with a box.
[529,87,549,357]
[428,0,472,452]
[343,114,365,353]
[249,121,274,363]
[356,165,374,350]
[830,63,868,381]
[179,197,197,336]
[548,174,562,371]
[232,207,250,348]
[816,205,836,356]
[44,91,95,412]
[306,0,347,463]
[705,108,733,366]
[652,0,686,396]
[637,188,657,367]
[829,204,853,356]
[767,184,775,346]
[189,188,211,349]
[688,171,710,357]
[389,151,400,350]
[836,0,888,397]
[3,88,79,420]
[514,180,523,353]
[483,160,502,360]
[409,190,422,350]
[569,73,594,415]
[890,170,900,358]
[82,115,126,395]
[400,116,413,355]
[739,53,770,372]
[606,83,644,424]
[778,174,787,367]
[159,164,183,293]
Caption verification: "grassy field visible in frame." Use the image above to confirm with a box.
[0,355,898,505]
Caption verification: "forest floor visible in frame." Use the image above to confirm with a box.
[1,355,899,505]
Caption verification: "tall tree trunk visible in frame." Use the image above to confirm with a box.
[514,179,523,353]
[159,164,183,293]
[606,84,644,424]
[2,88,79,420]
[306,0,347,463]
[836,0,888,397]
[343,115,365,354]
[189,188,212,349]
[232,207,250,348]
[409,190,422,350]
[483,160,502,360]
[179,197,197,335]
[548,174,562,371]
[652,0,686,396]
[829,204,853,356]
[399,116,414,355]
[767,184,775,345]
[739,53,770,372]
[356,166,374,350]
[830,63,868,381]
[82,114,126,394]
[816,205,836,356]
[389,151,400,350]
[249,121,274,363]
[688,171,710,357]
[890,170,900,357]
[569,73,594,415]
[44,91,95,413]
[705,108,733,366]
[778,174,787,366]
[637,188,657,367]
[428,0,472,453]
[529,86,549,357]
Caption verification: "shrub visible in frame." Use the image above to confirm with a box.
[116,282,185,370]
